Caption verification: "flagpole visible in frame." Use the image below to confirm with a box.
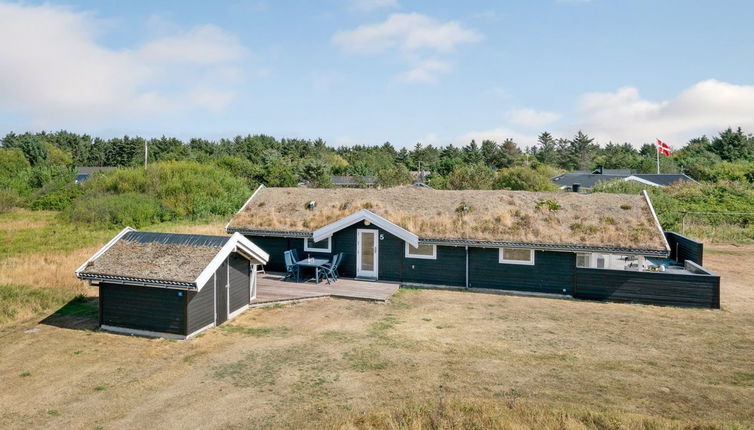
[656,139,660,174]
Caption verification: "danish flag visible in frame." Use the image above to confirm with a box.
[657,139,671,157]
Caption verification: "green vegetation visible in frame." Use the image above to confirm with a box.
[594,180,754,242]
[1,127,753,238]
[0,284,78,325]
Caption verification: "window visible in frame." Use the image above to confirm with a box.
[499,248,535,265]
[576,253,591,268]
[304,237,331,253]
[575,253,645,270]
[405,242,437,260]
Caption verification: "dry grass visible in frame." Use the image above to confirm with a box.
[0,247,97,293]
[228,187,666,252]
[0,244,752,429]
[79,241,220,284]
[0,211,229,326]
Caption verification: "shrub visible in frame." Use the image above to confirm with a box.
[81,161,251,220]
[31,180,83,211]
[0,189,23,213]
[67,192,171,227]
[443,164,495,190]
[495,166,557,191]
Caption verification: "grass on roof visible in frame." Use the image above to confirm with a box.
[227,187,666,251]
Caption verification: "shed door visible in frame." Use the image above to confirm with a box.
[356,229,379,279]
[216,259,228,324]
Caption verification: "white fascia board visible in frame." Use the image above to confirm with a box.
[642,189,671,253]
[193,233,270,291]
[75,227,136,276]
[233,233,270,264]
[225,184,266,233]
[624,176,661,187]
[312,209,419,247]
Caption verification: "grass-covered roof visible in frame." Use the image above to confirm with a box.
[226,186,668,253]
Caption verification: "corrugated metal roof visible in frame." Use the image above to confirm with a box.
[122,231,229,247]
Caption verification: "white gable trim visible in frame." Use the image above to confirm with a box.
[75,226,135,275]
[194,233,269,291]
[225,184,266,233]
[624,176,661,187]
[312,209,419,248]
[642,190,671,253]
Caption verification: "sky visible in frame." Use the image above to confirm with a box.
[1,0,753,149]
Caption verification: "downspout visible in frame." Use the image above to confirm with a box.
[465,246,469,289]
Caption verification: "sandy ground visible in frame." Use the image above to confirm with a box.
[0,245,752,429]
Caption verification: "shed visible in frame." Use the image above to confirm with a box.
[76,228,269,339]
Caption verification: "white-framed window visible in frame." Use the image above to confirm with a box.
[576,253,591,268]
[498,248,535,265]
[575,253,645,270]
[405,242,437,260]
[304,237,331,253]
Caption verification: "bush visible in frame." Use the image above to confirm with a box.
[443,163,495,190]
[0,148,30,173]
[74,161,251,225]
[30,180,83,211]
[0,189,23,213]
[494,166,557,191]
[67,192,171,227]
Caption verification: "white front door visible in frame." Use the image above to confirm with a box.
[356,229,378,278]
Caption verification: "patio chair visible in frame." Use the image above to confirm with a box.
[283,251,300,281]
[290,248,300,263]
[322,253,343,283]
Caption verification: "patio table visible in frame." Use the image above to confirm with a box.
[295,258,330,284]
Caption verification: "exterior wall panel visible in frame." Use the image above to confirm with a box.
[187,275,215,333]
[574,268,719,308]
[99,283,186,335]
[402,245,466,286]
[228,252,251,312]
[216,259,228,324]
[665,232,704,266]
[468,248,575,295]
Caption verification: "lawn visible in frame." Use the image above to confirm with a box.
[0,231,753,428]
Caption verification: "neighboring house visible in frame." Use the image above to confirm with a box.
[331,175,378,188]
[226,185,720,308]
[75,166,115,184]
[76,229,269,339]
[551,167,696,191]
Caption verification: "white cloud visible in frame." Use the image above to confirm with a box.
[573,79,754,145]
[395,59,451,84]
[505,108,561,129]
[332,12,480,84]
[0,2,250,128]
[459,79,754,149]
[333,13,481,54]
[349,0,399,12]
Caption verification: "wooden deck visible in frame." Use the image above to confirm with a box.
[250,273,399,306]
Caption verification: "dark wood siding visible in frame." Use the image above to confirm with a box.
[245,236,293,272]
[228,253,251,312]
[187,275,215,334]
[246,222,404,282]
[330,221,403,281]
[574,268,720,308]
[216,259,228,324]
[665,232,704,265]
[402,245,466,286]
[99,283,186,335]
[468,248,575,295]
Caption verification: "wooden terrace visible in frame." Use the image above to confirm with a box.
[250,273,399,306]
